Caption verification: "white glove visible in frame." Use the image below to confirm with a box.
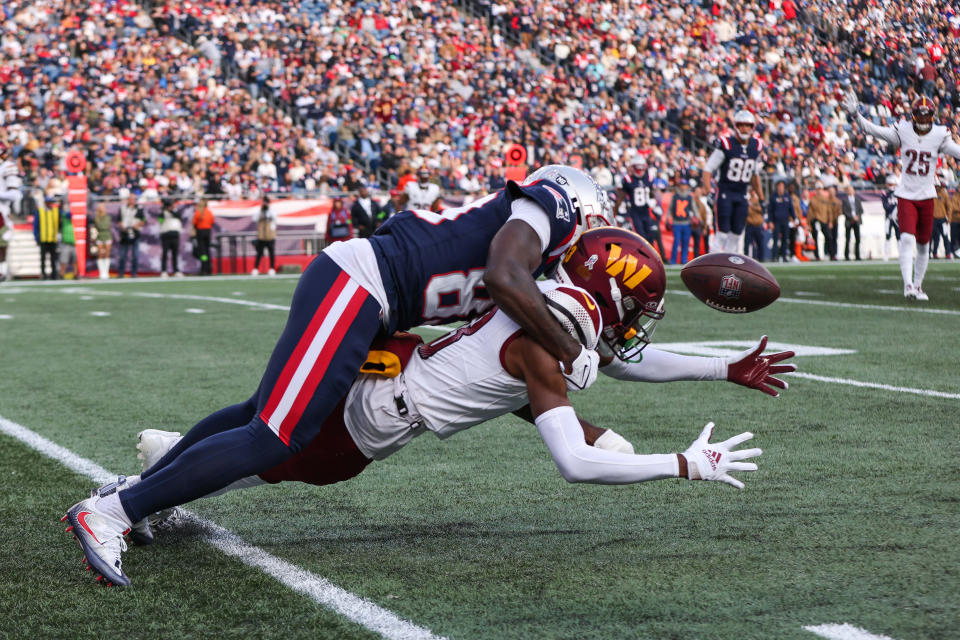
[594,429,635,454]
[561,346,600,392]
[682,422,761,490]
[842,89,859,116]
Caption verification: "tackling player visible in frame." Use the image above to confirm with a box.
[845,92,960,300]
[64,229,795,585]
[701,110,765,255]
[62,165,613,586]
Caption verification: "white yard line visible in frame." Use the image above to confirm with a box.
[0,414,446,640]
[804,623,897,640]
[787,372,960,400]
[667,289,960,316]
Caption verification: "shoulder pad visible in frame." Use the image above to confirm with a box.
[713,137,729,151]
[507,180,575,227]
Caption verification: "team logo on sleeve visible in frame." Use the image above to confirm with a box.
[543,185,571,222]
[718,274,742,299]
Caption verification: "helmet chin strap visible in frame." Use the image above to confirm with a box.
[609,276,625,322]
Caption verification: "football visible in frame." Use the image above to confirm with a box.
[680,253,780,313]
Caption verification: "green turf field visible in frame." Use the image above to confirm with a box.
[1,261,958,640]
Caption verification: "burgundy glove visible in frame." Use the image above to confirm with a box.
[726,335,796,397]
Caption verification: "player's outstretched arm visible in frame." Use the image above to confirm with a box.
[844,90,901,147]
[599,336,795,397]
[507,335,759,487]
[486,219,584,366]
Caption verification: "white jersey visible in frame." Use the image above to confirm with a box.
[856,116,960,200]
[345,280,564,460]
[404,181,441,210]
[0,160,23,216]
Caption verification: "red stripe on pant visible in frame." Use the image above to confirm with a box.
[276,285,370,445]
[260,271,351,438]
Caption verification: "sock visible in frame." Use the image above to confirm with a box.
[899,233,916,286]
[142,394,257,480]
[97,492,133,527]
[727,233,742,254]
[712,232,727,253]
[119,419,291,523]
[914,242,930,290]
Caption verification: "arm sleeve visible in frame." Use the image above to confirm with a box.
[704,149,725,173]
[506,197,551,254]
[600,347,726,382]
[855,113,901,146]
[939,135,960,160]
[535,406,679,484]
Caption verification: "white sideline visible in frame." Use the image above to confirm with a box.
[786,372,960,400]
[0,414,446,640]
[804,623,897,640]
[666,289,960,316]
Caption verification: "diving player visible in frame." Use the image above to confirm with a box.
[845,92,960,299]
[701,110,765,254]
[66,229,794,585]
[63,165,613,586]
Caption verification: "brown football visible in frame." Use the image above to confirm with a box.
[680,253,780,313]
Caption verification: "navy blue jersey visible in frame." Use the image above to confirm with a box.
[371,181,579,331]
[619,174,657,215]
[713,135,763,195]
[881,189,898,219]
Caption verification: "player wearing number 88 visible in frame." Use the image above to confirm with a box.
[845,92,960,301]
[701,110,765,255]
[60,164,614,586]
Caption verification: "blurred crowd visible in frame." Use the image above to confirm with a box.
[2,0,960,262]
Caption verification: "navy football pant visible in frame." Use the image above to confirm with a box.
[715,192,749,235]
[121,254,382,522]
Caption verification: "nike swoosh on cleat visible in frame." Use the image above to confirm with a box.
[76,511,102,545]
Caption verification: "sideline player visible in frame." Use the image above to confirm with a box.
[63,165,612,586]
[701,110,765,255]
[402,167,444,212]
[0,140,23,282]
[880,174,900,261]
[845,92,960,299]
[615,156,660,243]
[65,229,794,583]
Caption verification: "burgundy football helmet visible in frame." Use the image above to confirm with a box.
[556,227,666,361]
[911,96,935,135]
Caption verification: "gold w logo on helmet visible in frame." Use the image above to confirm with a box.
[605,244,652,289]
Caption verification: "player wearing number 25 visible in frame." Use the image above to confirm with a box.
[845,92,960,301]
[701,110,766,256]
[63,165,614,586]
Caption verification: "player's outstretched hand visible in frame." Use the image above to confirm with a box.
[683,422,761,490]
[842,89,859,116]
[726,335,796,397]
[561,346,600,392]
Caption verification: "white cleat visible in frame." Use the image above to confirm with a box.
[268,268,276,276]
[914,288,929,301]
[64,478,131,586]
[133,430,184,539]
[904,283,916,299]
[250,268,259,276]
[137,429,182,472]
[160,272,169,279]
